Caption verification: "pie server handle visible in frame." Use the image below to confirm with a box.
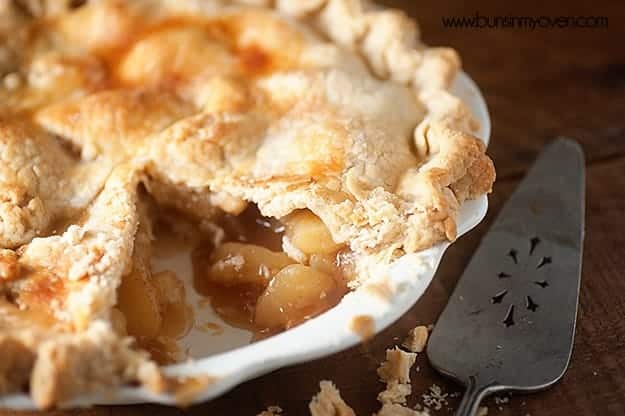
[454,377,493,416]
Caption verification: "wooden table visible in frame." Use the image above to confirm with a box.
[8,1,625,415]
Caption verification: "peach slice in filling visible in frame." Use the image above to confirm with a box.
[117,261,194,364]
[193,206,350,336]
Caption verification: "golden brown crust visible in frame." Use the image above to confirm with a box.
[0,0,495,407]
[0,164,162,408]
[36,89,194,161]
[0,120,112,248]
[30,322,163,409]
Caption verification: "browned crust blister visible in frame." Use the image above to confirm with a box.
[0,0,494,408]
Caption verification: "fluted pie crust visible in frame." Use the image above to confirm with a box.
[0,0,494,408]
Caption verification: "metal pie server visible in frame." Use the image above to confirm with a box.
[427,138,585,416]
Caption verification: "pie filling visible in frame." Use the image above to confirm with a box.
[112,202,354,365]
[192,206,351,339]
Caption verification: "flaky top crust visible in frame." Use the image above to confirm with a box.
[0,0,494,408]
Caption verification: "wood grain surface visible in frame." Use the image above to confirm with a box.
[5,0,625,415]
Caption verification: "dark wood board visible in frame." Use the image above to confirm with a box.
[4,0,625,414]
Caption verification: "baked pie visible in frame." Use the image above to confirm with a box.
[0,0,495,408]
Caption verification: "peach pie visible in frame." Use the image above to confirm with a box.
[0,0,494,408]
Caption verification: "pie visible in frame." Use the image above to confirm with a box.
[0,0,495,408]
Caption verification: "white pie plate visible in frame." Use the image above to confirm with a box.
[1,72,490,409]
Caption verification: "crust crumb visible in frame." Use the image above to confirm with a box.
[421,384,449,411]
[402,326,429,353]
[376,347,417,407]
[377,380,412,405]
[257,405,283,416]
[309,380,356,416]
[375,403,429,416]
[377,347,416,384]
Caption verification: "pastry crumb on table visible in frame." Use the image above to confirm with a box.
[401,325,430,353]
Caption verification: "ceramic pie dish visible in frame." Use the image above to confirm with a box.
[0,0,494,409]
